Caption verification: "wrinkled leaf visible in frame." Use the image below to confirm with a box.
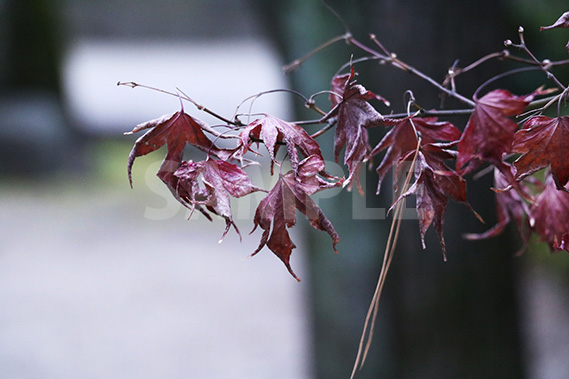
[326,66,386,193]
[371,116,461,194]
[395,143,479,259]
[464,167,531,255]
[174,159,264,241]
[530,173,569,252]
[251,155,343,281]
[126,109,231,188]
[457,89,537,175]
[512,115,569,190]
[239,115,324,175]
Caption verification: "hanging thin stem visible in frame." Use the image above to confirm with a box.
[350,137,422,379]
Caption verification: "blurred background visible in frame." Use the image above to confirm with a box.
[1,0,569,378]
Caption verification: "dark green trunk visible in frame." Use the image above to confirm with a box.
[252,1,526,378]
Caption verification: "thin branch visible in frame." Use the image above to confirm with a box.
[320,0,351,33]
[346,36,477,107]
[473,66,541,101]
[310,118,337,138]
[518,93,563,120]
[443,51,508,88]
[369,34,392,57]
[233,88,321,124]
[117,81,239,127]
[386,108,474,119]
[506,26,567,90]
[283,33,352,73]
[294,118,330,126]
[334,56,384,77]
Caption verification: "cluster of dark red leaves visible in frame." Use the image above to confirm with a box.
[126,103,343,280]
[125,61,568,281]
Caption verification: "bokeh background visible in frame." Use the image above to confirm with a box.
[1,0,569,378]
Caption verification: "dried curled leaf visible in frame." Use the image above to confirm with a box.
[174,159,265,241]
[239,114,324,175]
[371,116,461,194]
[463,167,532,255]
[251,155,343,281]
[394,144,480,260]
[530,174,569,252]
[125,109,231,188]
[326,66,387,193]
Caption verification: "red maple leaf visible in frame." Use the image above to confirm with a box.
[174,159,265,241]
[530,173,569,252]
[394,143,480,259]
[325,66,387,193]
[125,108,231,188]
[239,114,324,175]
[251,155,343,281]
[456,89,537,176]
[370,116,462,194]
[463,167,532,255]
[512,115,569,190]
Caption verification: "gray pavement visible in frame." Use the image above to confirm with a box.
[0,176,312,379]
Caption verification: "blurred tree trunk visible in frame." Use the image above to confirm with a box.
[1,0,62,92]
[0,0,75,176]
[252,1,526,378]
